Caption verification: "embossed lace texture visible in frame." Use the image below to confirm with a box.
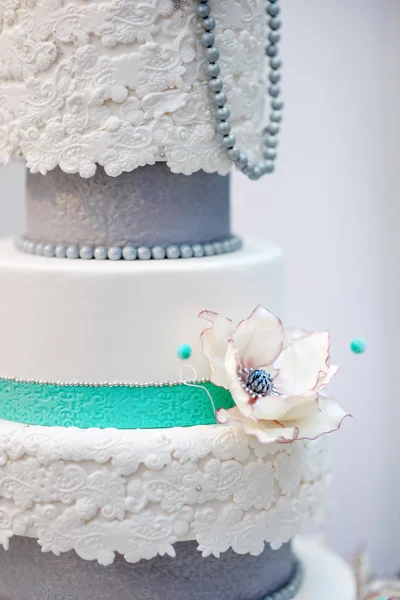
[0,419,330,565]
[0,379,234,428]
[0,537,296,600]
[26,164,231,247]
[0,0,265,176]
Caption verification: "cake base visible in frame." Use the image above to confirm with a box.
[294,537,356,600]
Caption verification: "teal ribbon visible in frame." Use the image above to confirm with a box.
[0,379,235,429]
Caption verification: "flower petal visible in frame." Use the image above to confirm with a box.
[216,406,297,444]
[278,396,351,441]
[225,341,254,417]
[313,364,339,393]
[199,310,233,388]
[231,305,284,370]
[216,397,350,445]
[273,331,333,395]
[252,393,319,422]
[283,328,309,348]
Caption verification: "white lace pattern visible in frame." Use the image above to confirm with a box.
[0,419,330,565]
[0,0,266,176]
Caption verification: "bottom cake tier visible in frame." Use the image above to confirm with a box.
[0,537,298,600]
[0,419,329,565]
[0,416,336,599]
[0,536,355,600]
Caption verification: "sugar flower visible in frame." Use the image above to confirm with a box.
[199,306,349,444]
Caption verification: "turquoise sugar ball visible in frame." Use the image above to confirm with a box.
[177,344,192,360]
[350,338,367,354]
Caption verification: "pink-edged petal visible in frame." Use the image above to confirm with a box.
[225,341,254,417]
[252,393,320,422]
[231,305,284,370]
[313,364,339,392]
[216,406,298,444]
[199,310,233,388]
[216,397,350,445]
[273,331,332,396]
[281,396,351,441]
[283,328,309,348]
[282,394,321,420]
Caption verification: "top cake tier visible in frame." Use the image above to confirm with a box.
[0,0,266,177]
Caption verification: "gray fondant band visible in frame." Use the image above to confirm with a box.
[25,164,231,248]
[16,234,242,260]
[0,538,300,600]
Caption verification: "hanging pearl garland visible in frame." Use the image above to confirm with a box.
[196,0,283,181]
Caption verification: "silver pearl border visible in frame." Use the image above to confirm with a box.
[15,236,242,261]
[0,374,211,388]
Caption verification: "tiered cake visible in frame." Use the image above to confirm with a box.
[0,1,354,599]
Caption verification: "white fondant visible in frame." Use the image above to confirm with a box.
[0,418,329,565]
[0,237,284,384]
[294,537,356,600]
[0,0,265,176]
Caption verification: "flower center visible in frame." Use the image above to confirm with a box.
[238,368,278,400]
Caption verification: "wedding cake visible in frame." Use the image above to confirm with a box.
[0,1,355,599]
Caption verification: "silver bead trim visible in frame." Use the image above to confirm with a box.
[15,236,242,261]
[196,0,283,181]
[0,374,211,388]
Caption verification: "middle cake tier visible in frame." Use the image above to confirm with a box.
[0,237,283,386]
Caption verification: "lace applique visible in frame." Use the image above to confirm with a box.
[0,419,330,565]
[0,0,265,176]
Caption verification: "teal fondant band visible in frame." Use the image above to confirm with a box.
[0,379,234,429]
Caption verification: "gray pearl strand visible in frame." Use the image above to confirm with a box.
[196,0,283,181]
[16,236,242,261]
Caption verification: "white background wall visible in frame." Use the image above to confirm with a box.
[0,0,399,577]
